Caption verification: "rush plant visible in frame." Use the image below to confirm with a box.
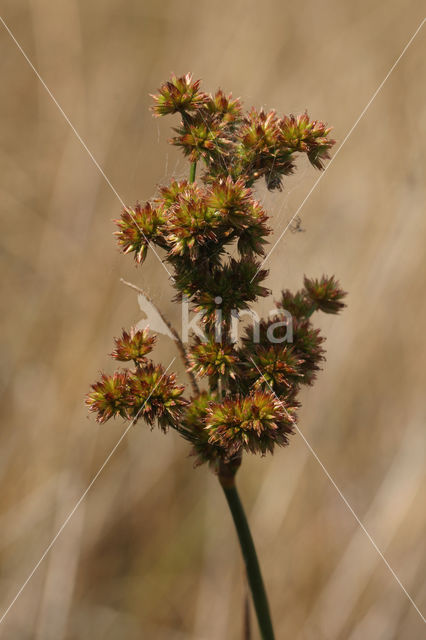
[87,73,346,639]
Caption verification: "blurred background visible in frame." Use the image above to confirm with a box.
[0,1,425,638]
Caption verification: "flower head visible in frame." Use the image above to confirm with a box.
[235,108,295,190]
[188,337,239,385]
[303,275,347,314]
[171,119,230,162]
[207,177,253,227]
[206,391,296,456]
[206,178,271,255]
[292,319,325,385]
[111,327,156,365]
[165,189,222,260]
[86,371,130,423]
[128,363,187,429]
[151,73,208,117]
[191,257,269,324]
[236,200,270,256]
[114,203,166,263]
[278,289,313,318]
[279,113,335,169]
[205,90,243,125]
[178,392,225,467]
[241,311,325,387]
[157,179,194,207]
[243,345,303,400]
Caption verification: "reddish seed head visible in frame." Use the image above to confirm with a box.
[206,391,296,457]
[151,73,208,117]
[304,275,347,314]
[111,327,156,365]
[87,73,345,471]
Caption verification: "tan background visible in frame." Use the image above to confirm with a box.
[0,1,425,638]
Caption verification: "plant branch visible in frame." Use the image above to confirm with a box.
[189,161,197,183]
[120,278,199,395]
[305,303,317,318]
[218,471,275,640]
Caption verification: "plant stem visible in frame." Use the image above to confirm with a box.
[306,304,317,318]
[189,161,197,183]
[219,474,275,640]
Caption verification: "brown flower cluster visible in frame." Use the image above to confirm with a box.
[152,73,335,191]
[114,177,270,329]
[88,74,346,473]
[87,329,187,429]
[205,391,296,457]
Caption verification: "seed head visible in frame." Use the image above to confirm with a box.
[278,288,313,318]
[279,113,335,169]
[205,89,243,125]
[151,73,208,117]
[86,371,131,423]
[171,119,230,163]
[243,345,303,400]
[111,327,156,365]
[128,364,187,429]
[188,337,239,384]
[206,391,296,457]
[303,275,347,314]
[87,331,187,429]
[88,73,346,477]
[178,392,225,467]
[114,203,165,263]
[292,319,326,385]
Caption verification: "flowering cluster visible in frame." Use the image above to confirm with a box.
[87,329,187,429]
[205,391,296,457]
[240,345,303,400]
[88,74,346,474]
[150,73,209,116]
[152,74,334,191]
[115,203,166,264]
[176,273,344,463]
[115,178,269,265]
[303,275,347,314]
[111,327,156,365]
[114,178,270,326]
[176,392,224,467]
[188,337,239,387]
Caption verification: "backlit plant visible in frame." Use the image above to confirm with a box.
[87,73,346,640]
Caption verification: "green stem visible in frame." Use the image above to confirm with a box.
[189,161,197,183]
[305,303,317,318]
[219,474,275,640]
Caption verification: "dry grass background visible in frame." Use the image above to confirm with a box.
[0,1,425,638]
